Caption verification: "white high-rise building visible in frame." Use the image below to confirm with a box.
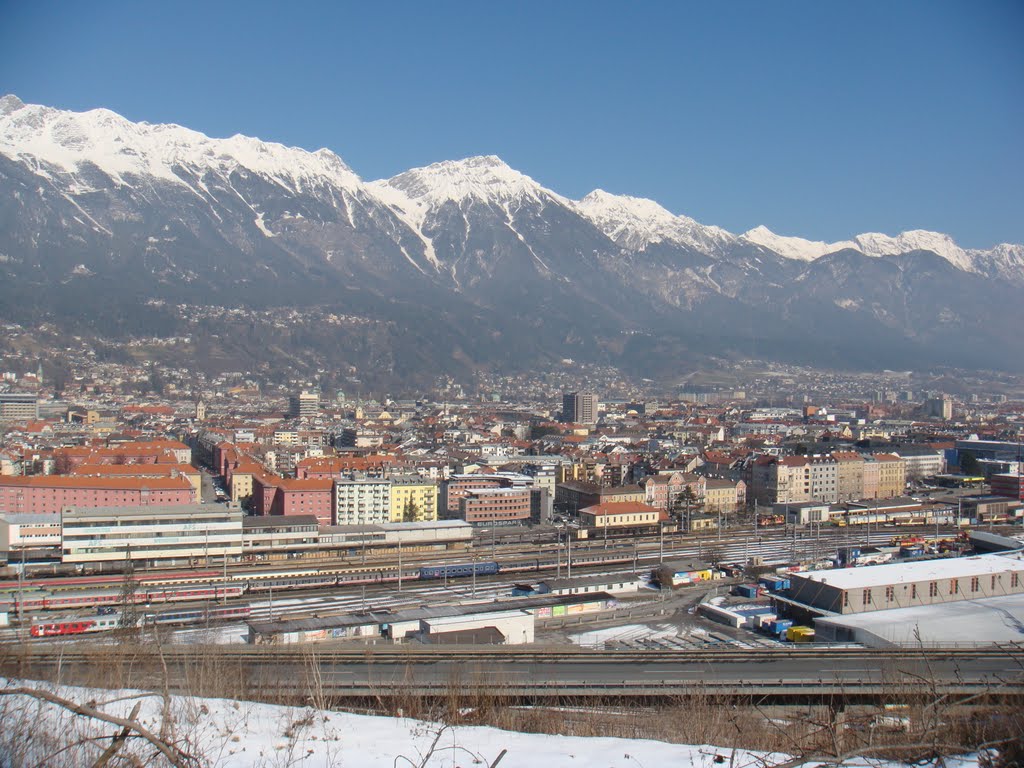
[333,478,392,525]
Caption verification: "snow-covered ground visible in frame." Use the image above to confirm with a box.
[570,622,688,647]
[0,678,988,768]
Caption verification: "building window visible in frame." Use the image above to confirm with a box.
[862,589,872,605]
[929,582,938,598]
[885,586,894,602]
[911,584,917,599]
[950,579,959,595]
[971,577,979,593]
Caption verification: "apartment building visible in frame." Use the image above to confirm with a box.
[389,475,439,523]
[892,447,945,482]
[270,478,333,525]
[289,391,320,419]
[642,472,705,512]
[990,473,1024,501]
[703,478,746,514]
[872,454,907,499]
[70,463,202,498]
[441,475,505,518]
[561,391,598,425]
[770,456,812,504]
[807,455,839,503]
[458,488,532,525]
[333,477,392,525]
[0,475,196,515]
[747,452,906,506]
[832,452,865,502]
[0,393,39,423]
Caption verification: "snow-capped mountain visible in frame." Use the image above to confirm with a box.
[0,94,362,195]
[0,93,445,303]
[2,94,1024,378]
[739,225,848,262]
[575,189,734,256]
[740,222,1024,282]
[368,155,577,277]
[374,155,558,208]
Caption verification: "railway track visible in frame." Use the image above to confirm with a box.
[6,643,1022,704]
[7,643,1023,663]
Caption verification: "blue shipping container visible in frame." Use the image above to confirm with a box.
[767,619,793,634]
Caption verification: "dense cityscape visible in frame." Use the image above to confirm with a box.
[3,2,1023,765]
[2,355,1024,629]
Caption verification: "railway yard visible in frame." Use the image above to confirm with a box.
[0,522,997,649]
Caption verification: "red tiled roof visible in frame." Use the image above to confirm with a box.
[580,501,662,516]
[278,478,334,492]
[70,463,198,477]
[0,475,193,490]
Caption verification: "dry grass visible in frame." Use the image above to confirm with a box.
[1,640,1022,767]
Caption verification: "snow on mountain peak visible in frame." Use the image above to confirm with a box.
[4,95,1023,283]
[0,94,25,116]
[739,225,851,262]
[576,188,734,255]
[850,230,972,271]
[579,188,680,223]
[740,224,1008,274]
[0,97,361,192]
[375,154,553,208]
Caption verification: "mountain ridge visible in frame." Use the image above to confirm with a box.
[3,95,1019,272]
[2,94,1024,382]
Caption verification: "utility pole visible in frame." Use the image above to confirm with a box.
[117,545,138,634]
[17,548,25,632]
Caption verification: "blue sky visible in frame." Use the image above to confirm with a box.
[1,1,1022,248]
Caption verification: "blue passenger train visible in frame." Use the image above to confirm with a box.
[418,561,500,580]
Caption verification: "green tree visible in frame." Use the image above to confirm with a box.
[675,486,701,529]
[403,496,419,523]
[959,450,980,475]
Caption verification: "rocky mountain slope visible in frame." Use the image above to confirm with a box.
[2,94,1022,381]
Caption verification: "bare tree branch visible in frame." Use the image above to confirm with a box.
[0,686,198,768]
[91,701,142,768]
[769,737,1018,768]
